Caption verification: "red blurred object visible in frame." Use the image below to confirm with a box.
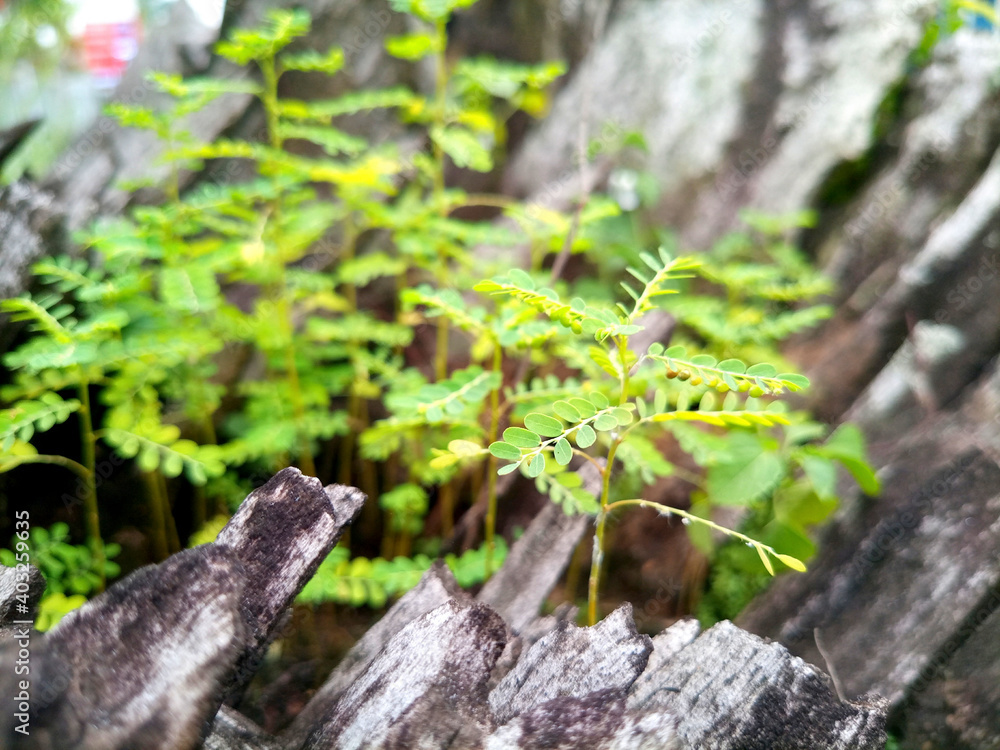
[81,20,141,87]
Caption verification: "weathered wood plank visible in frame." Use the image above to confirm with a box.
[0,563,45,637]
[485,689,681,750]
[215,469,364,701]
[301,599,508,750]
[282,560,463,748]
[0,470,891,749]
[203,706,279,750]
[629,620,888,750]
[489,604,651,725]
[0,545,247,750]
[477,499,588,634]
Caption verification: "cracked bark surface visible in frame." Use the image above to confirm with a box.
[0,471,883,749]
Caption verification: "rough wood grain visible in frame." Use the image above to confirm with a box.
[0,469,889,749]
[477,499,588,634]
[0,180,66,319]
[0,563,45,636]
[0,545,247,750]
[215,468,364,701]
[282,560,463,748]
[489,604,651,724]
[485,689,681,750]
[204,706,279,750]
[301,599,508,750]
[629,621,888,750]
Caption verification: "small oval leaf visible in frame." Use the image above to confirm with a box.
[718,358,747,374]
[747,363,777,377]
[778,373,811,390]
[569,398,597,418]
[524,413,564,438]
[554,438,572,466]
[502,427,541,448]
[575,424,597,448]
[508,268,535,290]
[526,453,546,478]
[489,441,522,460]
[612,407,633,426]
[553,400,582,422]
[755,545,775,576]
[776,553,808,572]
[594,413,618,431]
[588,392,610,409]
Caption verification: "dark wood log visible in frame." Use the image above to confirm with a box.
[630,620,888,750]
[0,471,889,749]
[300,599,508,750]
[0,544,248,749]
[281,560,464,748]
[215,468,364,701]
[0,563,45,637]
[489,603,651,724]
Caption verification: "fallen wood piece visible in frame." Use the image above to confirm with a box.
[215,468,364,700]
[484,689,681,750]
[0,563,45,638]
[629,620,888,750]
[0,473,888,750]
[282,560,463,748]
[301,599,509,750]
[203,706,279,750]
[0,180,66,328]
[478,499,588,634]
[489,604,652,724]
[0,545,247,750]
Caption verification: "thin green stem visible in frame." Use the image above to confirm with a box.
[587,436,619,626]
[431,19,450,381]
[76,377,105,591]
[435,315,449,380]
[571,448,605,474]
[616,336,630,405]
[604,498,753,545]
[431,19,448,200]
[587,337,633,625]
[484,342,502,578]
[142,470,169,560]
[0,454,90,479]
[261,52,315,476]
[604,498,803,572]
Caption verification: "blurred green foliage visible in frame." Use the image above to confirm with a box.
[1,0,877,625]
[0,522,120,630]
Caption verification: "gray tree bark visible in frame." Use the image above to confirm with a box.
[502,2,1000,746]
